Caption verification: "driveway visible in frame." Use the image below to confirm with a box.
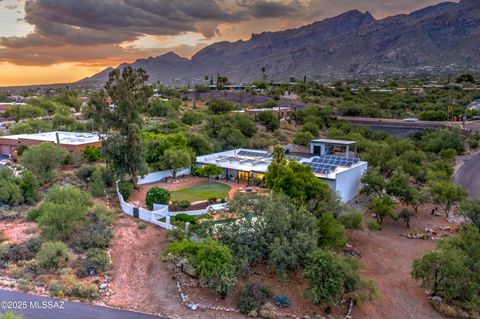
[0,290,165,319]
[454,153,480,198]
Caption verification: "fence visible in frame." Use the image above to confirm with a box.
[116,168,226,229]
[137,168,191,185]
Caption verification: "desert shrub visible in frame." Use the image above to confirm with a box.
[27,207,42,222]
[238,282,272,314]
[14,259,43,280]
[317,213,346,250]
[49,275,99,300]
[100,167,115,187]
[338,210,363,230]
[367,219,382,231]
[86,249,111,273]
[6,242,36,263]
[293,131,314,146]
[304,249,361,305]
[165,239,237,298]
[36,241,70,271]
[25,237,43,254]
[0,242,12,262]
[76,205,114,252]
[274,294,290,307]
[182,111,204,125]
[118,181,134,200]
[75,165,96,182]
[16,278,32,292]
[138,222,147,230]
[82,146,101,163]
[146,187,171,209]
[89,169,105,197]
[19,170,39,205]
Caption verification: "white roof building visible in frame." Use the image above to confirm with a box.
[196,139,368,202]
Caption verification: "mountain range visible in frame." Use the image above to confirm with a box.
[79,0,480,86]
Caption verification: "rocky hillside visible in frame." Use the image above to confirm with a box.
[79,0,480,85]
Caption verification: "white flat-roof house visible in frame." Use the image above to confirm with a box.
[196,139,368,202]
[0,131,103,156]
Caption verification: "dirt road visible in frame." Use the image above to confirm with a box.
[352,206,452,319]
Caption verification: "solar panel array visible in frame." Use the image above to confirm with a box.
[303,162,337,175]
[311,155,359,167]
[237,150,271,158]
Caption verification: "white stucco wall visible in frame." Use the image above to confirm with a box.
[334,162,368,202]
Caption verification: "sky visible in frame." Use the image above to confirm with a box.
[0,0,453,86]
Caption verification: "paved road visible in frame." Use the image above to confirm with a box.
[454,153,480,198]
[0,290,165,319]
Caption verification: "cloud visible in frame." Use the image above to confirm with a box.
[0,0,451,66]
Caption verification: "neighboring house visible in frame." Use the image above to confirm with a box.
[195,139,368,202]
[0,131,103,156]
[231,106,292,119]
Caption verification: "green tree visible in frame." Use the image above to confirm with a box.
[460,199,480,230]
[218,194,318,278]
[102,123,146,186]
[431,181,467,218]
[360,169,386,197]
[21,143,68,184]
[304,249,361,305]
[207,99,235,114]
[197,164,223,184]
[368,195,396,225]
[161,148,192,179]
[265,159,333,213]
[293,131,314,146]
[317,213,346,249]
[104,66,152,133]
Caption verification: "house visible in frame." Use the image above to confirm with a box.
[231,107,292,119]
[195,139,368,202]
[0,131,103,156]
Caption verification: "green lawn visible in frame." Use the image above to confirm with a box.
[170,183,231,203]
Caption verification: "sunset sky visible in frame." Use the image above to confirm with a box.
[0,0,452,86]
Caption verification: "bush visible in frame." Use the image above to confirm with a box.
[317,213,346,250]
[36,241,70,271]
[165,239,237,298]
[172,201,191,211]
[118,181,134,200]
[75,165,96,182]
[89,169,105,197]
[304,249,361,305]
[16,278,32,292]
[82,146,101,163]
[367,219,382,231]
[293,131,314,146]
[238,282,272,314]
[76,205,114,252]
[274,294,290,307]
[338,210,363,230]
[146,187,171,209]
[49,275,99,300]
[207,99,235,114]
[6,242,36,263]
[174,213,197,224]
[27,207,42,222]
[86,249,111,273]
